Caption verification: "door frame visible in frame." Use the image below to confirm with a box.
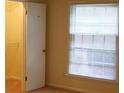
[22,1,27,92]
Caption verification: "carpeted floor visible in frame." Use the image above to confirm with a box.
[28,87,81,93]
[6,86,81,93]
[6,78,21,93]
[6,79,81,93]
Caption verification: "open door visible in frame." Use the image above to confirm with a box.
[26,2,46,91]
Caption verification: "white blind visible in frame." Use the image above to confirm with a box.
[70,4,118,35]
[69,4,118,80]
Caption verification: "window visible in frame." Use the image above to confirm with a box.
[69,4,118,80]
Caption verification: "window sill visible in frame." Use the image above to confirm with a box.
[64,73,119,84]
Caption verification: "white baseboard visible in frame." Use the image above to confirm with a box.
[46,83,100,93]
[6,76,21,80]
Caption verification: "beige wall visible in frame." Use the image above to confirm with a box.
[27,0,47,3]
[46,0,119,93]
[6,0,47,3]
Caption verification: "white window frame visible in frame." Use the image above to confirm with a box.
[67,3,119,83]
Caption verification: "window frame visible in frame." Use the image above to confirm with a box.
[67,3,119,83]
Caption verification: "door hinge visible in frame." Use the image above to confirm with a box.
[25,76,27,81]
[26,10,28,15]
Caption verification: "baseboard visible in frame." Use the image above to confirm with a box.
[6,76,21,80]
[46,83,100,93]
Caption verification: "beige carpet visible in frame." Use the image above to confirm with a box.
[6,79,81,93]
[6,87,81,93]
[6,78,21,93]
[28,87,81,93]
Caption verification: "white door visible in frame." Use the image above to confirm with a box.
[26,2,46,91]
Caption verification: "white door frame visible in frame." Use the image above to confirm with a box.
[21,1,27,92]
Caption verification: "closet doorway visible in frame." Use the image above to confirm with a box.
[6,0,25,92]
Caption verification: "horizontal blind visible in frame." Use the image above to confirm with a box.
[69,4,118,80]
[70,4,118,35]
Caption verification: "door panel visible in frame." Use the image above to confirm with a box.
[26,2,46,91]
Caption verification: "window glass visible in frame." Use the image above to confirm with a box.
[69,4,118,80]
